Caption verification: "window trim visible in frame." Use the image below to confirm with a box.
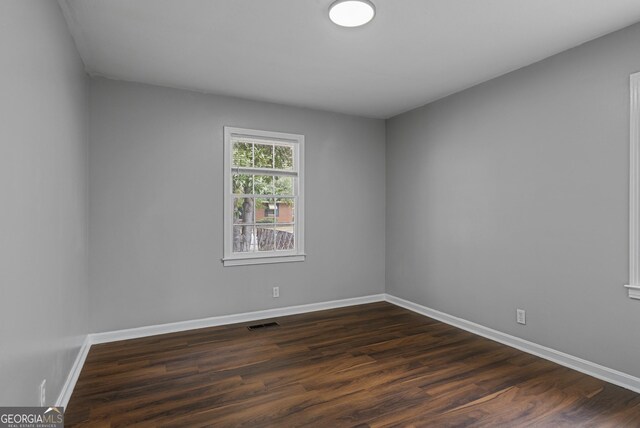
[626,72,640,299]
[222,126,305,267]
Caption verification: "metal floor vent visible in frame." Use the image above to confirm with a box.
[247,321,280,331]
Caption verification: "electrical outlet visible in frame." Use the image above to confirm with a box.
[273,286,280,298]
[516,309,526,325]
[40,379,46,406]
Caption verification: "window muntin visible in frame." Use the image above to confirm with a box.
[223,127,304,266]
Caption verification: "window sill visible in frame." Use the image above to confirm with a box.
[222,254,306,267]
[624,284,640,300]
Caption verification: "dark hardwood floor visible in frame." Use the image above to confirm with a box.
[65,302,640,427]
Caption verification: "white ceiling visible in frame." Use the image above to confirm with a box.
[59,0,640,118]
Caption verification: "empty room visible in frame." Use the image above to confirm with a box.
[3,0,640,426]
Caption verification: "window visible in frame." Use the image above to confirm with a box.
[223,127,305,266]
[627,72,640,299]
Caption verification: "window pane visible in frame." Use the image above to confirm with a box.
[275,145,294,170]
[232,174,253,195]
[233,142,253,167]
[254,144,273,168]
[256,226,275,251]
[233,197,255,224]
[275,224,295,250]
[255,198,276,223]
[276,198,295,223]
[253,175,274,195]
[233,225,254,253]
[225,128,303,264]
[274,176,293,195]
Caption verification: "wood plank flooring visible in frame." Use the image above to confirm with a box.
[65,302,640,427]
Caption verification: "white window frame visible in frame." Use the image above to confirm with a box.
[626,72,640,299]
[222,126,305,267]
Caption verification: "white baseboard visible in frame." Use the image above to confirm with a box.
[90,294,386,344]
[56,334,91,408]
[384,294,640,394]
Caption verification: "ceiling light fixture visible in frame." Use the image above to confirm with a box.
[329,0,375,28]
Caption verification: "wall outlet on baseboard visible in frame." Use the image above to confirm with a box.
[40,379,46,406]
[516,309,526,325]
[273,286,280,298]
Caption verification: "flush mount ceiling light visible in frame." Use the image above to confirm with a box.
[329,0,375,27]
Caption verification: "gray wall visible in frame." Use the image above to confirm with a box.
[0,1,89,405]
[89,78,385,333]
[386,22,640,377]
